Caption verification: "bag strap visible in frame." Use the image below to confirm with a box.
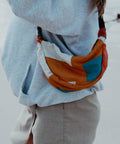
[98,4,106,39]
[99,16,105,29]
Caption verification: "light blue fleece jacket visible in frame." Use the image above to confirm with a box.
[1,0,103,107]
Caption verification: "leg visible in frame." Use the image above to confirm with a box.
[63,92,101,144]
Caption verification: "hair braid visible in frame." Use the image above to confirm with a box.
[89,0,106,17]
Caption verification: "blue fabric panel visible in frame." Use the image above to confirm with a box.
[83,55,102,81]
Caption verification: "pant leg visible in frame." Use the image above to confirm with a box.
[31,92,100,144]
[31,103,64,144]
[63,92,101,144]
[10,92,101,144]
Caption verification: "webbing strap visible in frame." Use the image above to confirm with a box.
[99,16,105,29]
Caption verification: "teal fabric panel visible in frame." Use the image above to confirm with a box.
[83,55,102,81]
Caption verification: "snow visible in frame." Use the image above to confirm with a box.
[0,0,120,144]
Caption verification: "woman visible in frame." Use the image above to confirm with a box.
[1,0,106,143]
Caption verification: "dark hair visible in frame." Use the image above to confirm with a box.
[89,0,106,17]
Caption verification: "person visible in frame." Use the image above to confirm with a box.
[1,0,106,143]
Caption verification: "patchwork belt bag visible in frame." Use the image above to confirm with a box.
[36,15,108,92]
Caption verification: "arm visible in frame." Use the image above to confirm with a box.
[7,0,76,35]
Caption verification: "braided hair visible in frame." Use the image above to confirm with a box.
[89,0,106,17]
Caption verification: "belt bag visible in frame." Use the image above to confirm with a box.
[36,16,108,92]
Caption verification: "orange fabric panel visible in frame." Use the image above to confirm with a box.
[46,72,103,91]
[45,74,77,90]
[102,44,108,70]
[45,57,87,82]
[71,40,103,67]
[45,71,101,91]
[98,44,108,78]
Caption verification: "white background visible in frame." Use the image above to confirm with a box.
[0,0,120,143]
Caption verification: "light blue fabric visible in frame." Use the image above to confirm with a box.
[1,0,104,107]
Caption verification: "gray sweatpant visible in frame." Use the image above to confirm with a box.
[10,92,101,144]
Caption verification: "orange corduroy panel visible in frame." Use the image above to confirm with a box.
[47,73,102,91]
[45,57,87,82]
[71,39,103,67]
[98,43,108,78]
[44,63,102,91]
[45,74,78,90]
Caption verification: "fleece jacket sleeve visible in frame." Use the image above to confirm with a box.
[6,0,88,35]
